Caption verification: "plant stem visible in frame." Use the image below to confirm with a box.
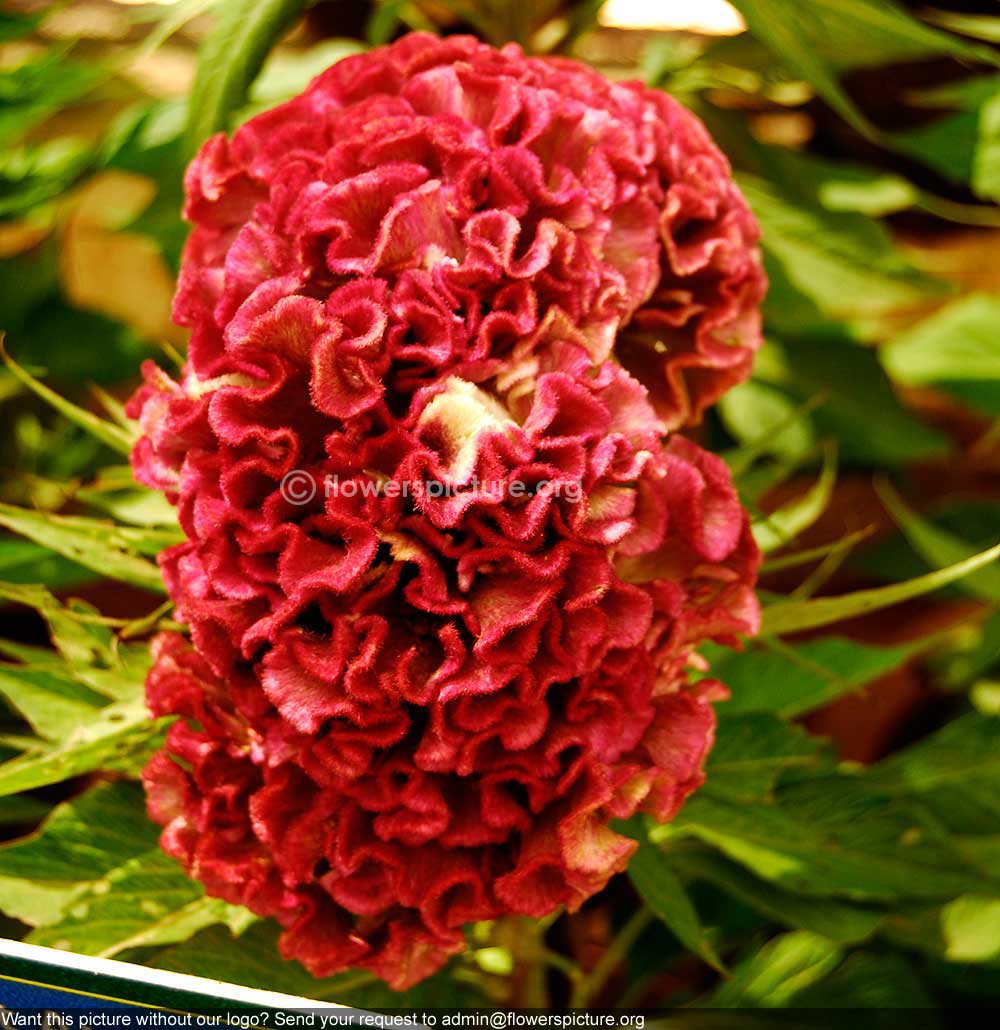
[502,916,555,1007]
[569,907,653,1008]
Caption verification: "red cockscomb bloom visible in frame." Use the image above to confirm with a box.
[129,33,764,989]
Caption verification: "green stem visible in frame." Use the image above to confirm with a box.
[501,916,555,1007]
[569,907,653,1008]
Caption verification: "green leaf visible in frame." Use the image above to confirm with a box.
[974,92,1000,203]
[923,10,1000,44]
[673,847,883,945]
[743,178,936,335]
[753,446,836,553]
[77,483,179,530]
[0,342,137,456]
[671,778,981,903]
[0,538,90,589]
[711,636,914,718]
[186,0,310,153]
[0,794,48,827]
[0,701,172,798]
[150,921,375,1000]
[702,930,843,1008]
[895,109,979,188]
[29,849,252,958]
[628,836,726,972]
[0,504,174,593]
[728,0,997,139]
[761,541,1000,636]
[0,582,150,706]
[793,951,933,1008]
[0,582,113,667]
[726,1,875,138]
[876,479,1000,602]
[941,895,1000,962]
[867,713,1000,800]
[704,713,826,802]
[0,782,158,926]
[751,339,948,466]
[881,293,1000,416]
[0,665,106,742]
[719,380,816,462]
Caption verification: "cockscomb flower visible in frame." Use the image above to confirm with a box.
[129,32,764,989]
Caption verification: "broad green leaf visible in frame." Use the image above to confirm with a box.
[29,849,251,958]
[0,702,172,797]
[0,504,173,593]
[0,582,150,704]
[0,343,136,455]
[767,338,948,465]
[793,951,933,1008]
[881,293,1000,416]
[719,380,816,462]
[895,110,979,187]
[742,178,935,335]
[77,484,180,529]
[866,713,1000,802]
[0,794,47,826]
[670,779,980,902]
[753,446,836,553]
[736,0,998,69]
[150,922,375,1001]
[701,930,842,1008]
[941,895,1000,962]
[710,636,915,718]
[0,538,89,589]
[705,713,826,802]
[761,542,1000,636]
[974,93,1000,203]
[75,466,180,529]
[0,782,157,926]
[628,837,726,972]
[876,479,1000,602]
[672,847,883,945]
[0,876,82,929]
[0,582,115,667]
[186,0,310,152]
[884,292,1000,380]
[72,645,151,704]
[0,580,108,659]
[0,665,106,742]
